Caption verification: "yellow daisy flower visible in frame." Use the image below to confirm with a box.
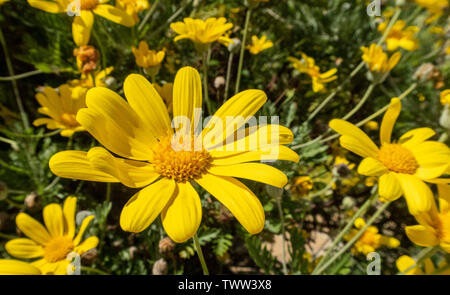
[170,17,233,46]
[361,43,401,73]
[33,84,87,137]
[344,218,400,256]
[441,89,450,106]
[5,197,99,275]
[26,0,135,46]
[288,53,338,93]
[396,254,450,275]
[405,184,450,252]
[246,35,273,55]
[116,0,149,23]
[49,66,299,243]
[378,20,419,51]
[329,97,450,215]
[0,259,42,275]
[132,41,165,73]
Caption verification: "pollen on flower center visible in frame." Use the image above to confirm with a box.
[79,0,98,10]
[378,143,419,174]
[151,135,212,182]
[60,113,79,127]
[44,236,74,263]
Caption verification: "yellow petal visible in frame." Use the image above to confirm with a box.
[0,259,41,275]
[172,67,202,133]
[413,141,450,180]
[72,10,94,47]
[357,157,388,176]
[423,258,435,274]
[5,239,44,259]
[380,236,400,248]
[438,184,450,214]
[123,74,172,139]
[120,178,176,233]
[27,0,64,13]
[74,236,99,254]
[400,128,436,149]
[16,213,51,245]
[440,242,450,254]
[49,150,120,183]
[378,172,403,202]
[329,119,379,158]
[93,4,135,26]
[380,98,401,144]
[161,182,202,243]
[73,215,94,246]
[43,203,64,237]
[208,163,288,188]
[405,225,439,247]
[396,255,423,275]
[211,145,299,165]
[395,174,435,215]
[63,196,77,239]
[195,174,264,234]
[87,147,159,188]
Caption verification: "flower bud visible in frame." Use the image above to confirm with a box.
[152,258,168,275]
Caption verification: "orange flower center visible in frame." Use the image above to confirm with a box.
[44,236,74,263]
[60,113,79,128]
[378,143,419,174]
[80,0,98,10]
[151,135,212,182]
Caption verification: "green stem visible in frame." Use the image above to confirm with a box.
[341,83,376,121]
[312,191,378,274]
[81,266,110,275]
[234,8,252,94]
[92,26,106,70]
[106,183,111,203]
[314,201,391,275]
[137,0,160,32]
[1,128,62,139]
[0,70,43,81]
[0,136,18,150]
[0,232,17,240]
[224,52,234,101]
[274,190,288,275]
[397,246,439,275]
[0,158,28,175]
[193,233,209,275]
[202,50,213,115]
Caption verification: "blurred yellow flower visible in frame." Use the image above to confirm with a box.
[405,184,450,253]
[396,254,450,275]
[153,82,173,113]
[116,0,149,23]
[288,52,338,92]
[49,66,299,243]
[5,197,99,275]
[378,20,419,51]
[170,17,233,46]
[69,66,114,97]
[0,259,41,275]
[344,218,400,256]
[33,84,86,137]
[329,97,450,215]
[132,41,165,73]
[361,44,401,73]
[246,35,273,55]
[0,0,9,5]
[291,176,313,197]
[365,176,377,187]
[441,89,450,106]
[365,120,379,131]
[415,0,449,23]
[27,0,135,46]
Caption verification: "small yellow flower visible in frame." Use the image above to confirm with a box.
[0,260,42,275]
[246,35,273,55]
[365,120,379,131]
[365,176,377,187]
[405,184,450,253]
[344,218,400,256]
[33,84,86,137]
[27,0,135,46]
[378,20,419,51]
[132,41,165,71]
[170,17,233,45]
[116,0,149,23]
[329,97,450,215]
[361,44,401,73]
[440,89,450,106]
[288,52,338,93]
[5,197,99,275]
[69,66,114,97]
[396,255,450,275]
[49,66,299,243]
[291,176,313,197]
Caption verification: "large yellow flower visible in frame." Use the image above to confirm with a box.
[405,184,450,252]
[0,260,42,275]
[329,98,450,215]
[5,197,99,275]
[378,20,419,51]
[288,53,338,93]
[344,218,400,256]
[27,0,135,46]
[170,17,233,45]
[33,84,86,137]
[49,66,299,243]
[246,35,273,55]
[361,43,401,73]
